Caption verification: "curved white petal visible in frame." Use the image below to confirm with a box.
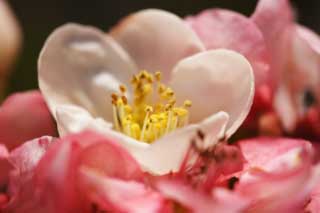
[38,23,137,122]
[134,112,229,175]
[170,49,254,137]
[110,9,205,81]
[56,105,148,154]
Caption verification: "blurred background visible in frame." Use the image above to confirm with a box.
[6,0,320,94]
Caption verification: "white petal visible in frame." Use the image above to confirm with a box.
[56,105,148,153]
[170,49,254,137]
[38,23,137,122]
[110,9,205,81]
[134,112,229,175]
[274,85,297,132]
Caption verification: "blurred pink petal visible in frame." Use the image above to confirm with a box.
[186,9,270,87]
[306,182,320,212]
[251,0,320,137]
[251,0,293,88]
[0,91,57,151]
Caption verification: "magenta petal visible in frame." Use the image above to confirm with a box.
[186,9,270,87]
[0,91,57,151]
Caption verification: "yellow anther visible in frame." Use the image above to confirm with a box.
[184,100,192,108]
[119,85,127,93]
[143,84,152,94]
[173,108,188,116]
[155,71,161,81]
[124,105,132,113]
[158,84,166,94]
[145,105,153,113]
[121,96,128,105]
[111,93,118,101]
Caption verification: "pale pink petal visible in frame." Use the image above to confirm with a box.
[186,9,269,87]
[251,0,294,87]
[237,164,320,212]
[273,84,298,132]
[238,137,313,172]
[0,1,22,92]
[79,168,167,213]
[7,137,54,198]
[290,25,320,110]
[170,49,254,137]
[110,9,205,81]
[38,23,137,123]
[306,181,320,212]
[0,91,57,151]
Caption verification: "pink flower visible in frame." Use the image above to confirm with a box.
[38,9,254,175]
[186,0,320,140]
[251,0,320,139]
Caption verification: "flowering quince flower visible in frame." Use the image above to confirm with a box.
[186,0,320,140]
[0,91,57,186]
[251,0,320,139]
[38,9,254,175]
[0,0,22,96]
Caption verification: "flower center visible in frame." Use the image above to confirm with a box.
[111,70,191,143]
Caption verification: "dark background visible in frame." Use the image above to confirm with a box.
[7,0,320,94]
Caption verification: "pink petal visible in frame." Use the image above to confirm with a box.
[238,137,313,172]
[237,164,320,212]
[306,181,320,212]
[0,91,57,151]
[186,9,270,87]
[5,131,144,212]
[0,144,11,186]
[251,0,294,88]
[4,137,54,211]
[79,168,168,213]
[157,179,248,213]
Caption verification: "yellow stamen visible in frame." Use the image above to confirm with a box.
[110,70,192,143]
